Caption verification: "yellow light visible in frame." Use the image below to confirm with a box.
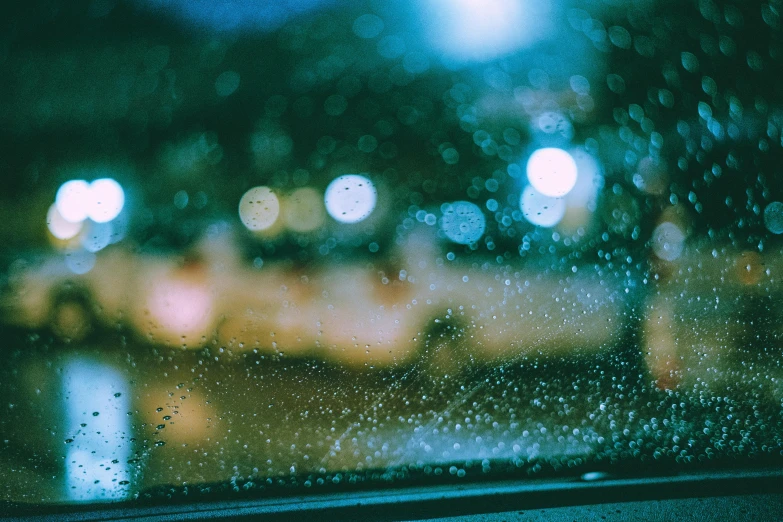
[47,203,83,240]
[284,187,325,232]
[238,186,280,231]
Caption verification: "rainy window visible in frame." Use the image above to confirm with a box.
[2,0,783,508]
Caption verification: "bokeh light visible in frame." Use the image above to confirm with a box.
[425,0,551,63]
[81,220,113,253]
[558,148,602,232]
[65,249,97,275]
[46,204,83,240]
[132,0,329,33]
[55,180,91,223]
[107,209,129,244]
[441,201,486,244]
[652,222,686,262]
[324,174,377,224]
[86,178,125,223]
[146,277,213,344]
[284,187,326,232]
[633,156,669,196]
[520,185,565,228]
[353,13,384,39]
[215,70,240,97]
[566,148,602,208]
[526,148,578,198]
[62,358,132,501]
[763,201,783,234]
[238,186,280,231]
[55,178,125,226]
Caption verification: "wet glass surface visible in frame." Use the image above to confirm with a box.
[1,0,783,507]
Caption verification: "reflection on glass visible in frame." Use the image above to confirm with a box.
[62,357,133,501]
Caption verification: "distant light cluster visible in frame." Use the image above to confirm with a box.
[232,146,599,249]
[237,174,377,235]
[47,177,127,267]
[518,147,594,230]
[56,178,125,224]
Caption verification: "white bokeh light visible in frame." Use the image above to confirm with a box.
[324,174,377,224]
[87,178,125,223]
[56,178,125,225]
[441,201,486,244]
[56,180,91,223]
[520,185,566,228]
[238,186,280,231]
[46,204,83,240]
[566,148,601,208]
[526,148,578,198]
